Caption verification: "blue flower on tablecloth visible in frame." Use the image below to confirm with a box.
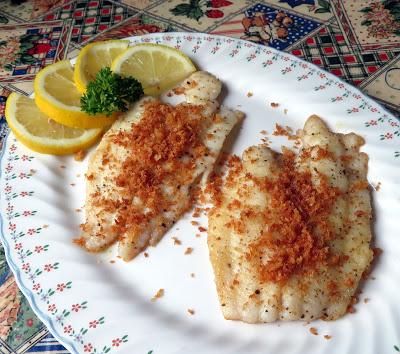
[279,0,315,8]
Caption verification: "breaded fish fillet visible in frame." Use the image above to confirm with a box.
[79,71,243,261]
[208,115,373,322]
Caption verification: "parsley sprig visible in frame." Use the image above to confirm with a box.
[80,67,143,116]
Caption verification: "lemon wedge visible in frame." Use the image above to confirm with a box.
[111,43,196,96]
[5,92,102,155]
[74,40,129,93]
[34,60,117,129]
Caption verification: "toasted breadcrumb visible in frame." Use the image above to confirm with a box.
[43,224,49,228]
[187,308,195,315]
[75,208,81,213]
[271,102,279,108]
[324,335,332,340]
[247,92,253,97]
[198,226,207,232]
[191,221,199,226]
[190,273,195,278]
[195,233,201,238]
[70,183,76,186]
[309,327,318,336]
[60,165,66,169]
[374,182,381,191]
[144,252,149,258]
[151,288,164,302]
[76,174,81,178]
[284,108,288,114]
[260,130,268,135]
[109,260,115,264]
[185,247,193,255]
[172,237,181,245]
[74,150,85,161]
[364,298,370,303]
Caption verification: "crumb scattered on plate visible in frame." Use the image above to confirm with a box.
[144,252,149,258]
[185,247,193,255]
[109,260,115,264]
[324,335,332,340]
[191,221,199,226]
[151,288,164,302]
[270,102,279,108]
[247,92,253,97]
[190,273,195,278]
[364,298,370,303]
[171,237,181,245]
[187,308,195,315]
[198,226,207,232]
[309,327,318,336]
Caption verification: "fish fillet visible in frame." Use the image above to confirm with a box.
[208,115,373,322]
[79,71,244,261]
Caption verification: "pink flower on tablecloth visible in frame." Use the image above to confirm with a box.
[5,185,12,193]
[44,264,53,272]
[26,318,34,327]
[84,343,93,352]
[15,243,22,250]
[22,211,32,216]
[20,191,29,197]
[71,303,81,312]
[368,120,378,126]
[89,319,99,328]
[21,155,30,161]
[18,172,27,179]
[27,228,36,235]
[64,325,72,334]
[112,338,122,347]
[384,133,393,139]
[9,223,16,231]
[56,283,66,292]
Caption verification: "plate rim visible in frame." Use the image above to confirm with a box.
[0,31,399,354]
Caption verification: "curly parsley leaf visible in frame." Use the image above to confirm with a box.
[80,67,143,116]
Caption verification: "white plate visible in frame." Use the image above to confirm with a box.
[1,33,400,354]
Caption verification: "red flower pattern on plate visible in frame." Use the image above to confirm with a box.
[56,283,66,292]
[89,320,99,328]
[32,283,41,291]
[27,228,36,235]
[112,338,122,347]
[48,304,56,312]
[84,343,93,352]
[64,325,72,334]
[71,303,81,312]
[34,245,44,253]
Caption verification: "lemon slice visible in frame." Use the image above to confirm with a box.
[34,60,116,129]
[5,92,102,155]
[74,40,129,93]
[111,43,196,96]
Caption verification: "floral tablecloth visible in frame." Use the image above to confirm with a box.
[0,0,399,353]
